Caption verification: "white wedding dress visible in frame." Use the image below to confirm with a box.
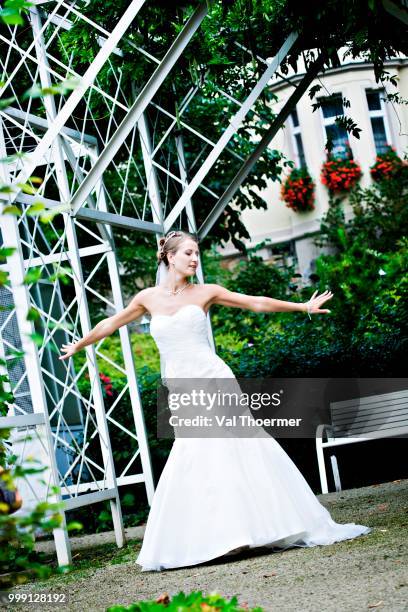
[136,304,371,571]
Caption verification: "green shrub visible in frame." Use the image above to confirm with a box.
[107,590,263,612]
[210,173,408,378]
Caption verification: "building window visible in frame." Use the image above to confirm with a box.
[288,109,306,168]
[320,94,350,158]
[366,89,392,154]
[270,241,297,271]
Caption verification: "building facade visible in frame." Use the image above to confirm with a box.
[219,52,408,280]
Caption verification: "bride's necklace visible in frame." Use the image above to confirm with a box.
[166,282,191,296]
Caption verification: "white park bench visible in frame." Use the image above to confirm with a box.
[316,389,408,493]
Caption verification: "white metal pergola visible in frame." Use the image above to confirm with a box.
[1,0,403,567]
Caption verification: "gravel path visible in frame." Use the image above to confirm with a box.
[6,479,408,612]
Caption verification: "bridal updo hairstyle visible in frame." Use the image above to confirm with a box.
[157,230,197,267]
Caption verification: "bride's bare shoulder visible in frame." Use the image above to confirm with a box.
[129,286,160,308]
[200,283,225,295]
[196,283,227,302]
[140,286,162,300]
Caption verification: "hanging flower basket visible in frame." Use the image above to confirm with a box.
[280,167,315,213]
[370,146,405,182]
[321,156,362,193]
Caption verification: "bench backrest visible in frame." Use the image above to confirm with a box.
[330,389,408,438]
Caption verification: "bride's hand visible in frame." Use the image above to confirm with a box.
[304,290,333,316]
[59,342,79,361]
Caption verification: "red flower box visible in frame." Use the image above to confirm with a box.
[370,146,405,182]
[281,167,315,213]
[321,156,362,193]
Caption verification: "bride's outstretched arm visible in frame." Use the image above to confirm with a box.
[208,284,333,316]
[58,290,149,361]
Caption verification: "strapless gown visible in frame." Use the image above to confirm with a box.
[135,304,370,571]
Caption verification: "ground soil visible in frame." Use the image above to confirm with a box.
[6,479,408,611]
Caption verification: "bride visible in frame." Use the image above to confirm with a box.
[59,230,371,571]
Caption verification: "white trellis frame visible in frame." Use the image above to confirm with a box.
[3,0,402,567]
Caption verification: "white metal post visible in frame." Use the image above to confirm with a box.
[138,111,170,388]
[0,122,72,566]
[316,424,329,494]
[31,8,125,547]
[92,146,155,504]
[137,112,164,231]
[330,455,342,492]
[174,130,216,351]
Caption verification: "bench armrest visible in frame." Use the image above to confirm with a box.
[316,423,335,442]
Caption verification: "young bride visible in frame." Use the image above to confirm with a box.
[59,230,370,571]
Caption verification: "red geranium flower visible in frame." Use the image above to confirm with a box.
[321,155,362,193]
[281,167,315,213]
[370,146,405,182]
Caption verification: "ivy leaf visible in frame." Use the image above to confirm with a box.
[0,270,10,286]
[0,184,15,193]
[16,182,38,195]
[0,8,24,25]
[2,205,20,215]
[0,152,25,163]
[0,247,16,260]
[27,332,44,346]
[67,521,83,532]
[308,84,321,99]
[7,348,25,365]
[39,202,70,223]
[47,320,73,331]
[4,0,32,8]
[0,0,32,26]
[98,510,112,522]
[0,96,16,110]
[49,266,72,285]
[33,77,79,97]
[28,176,43,185]
[26,307,40,321]
[23,267,42,284]
[26,202,46,216]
